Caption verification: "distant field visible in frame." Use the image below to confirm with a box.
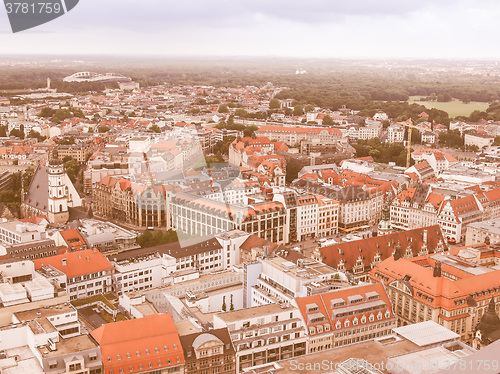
[408,96,489,118]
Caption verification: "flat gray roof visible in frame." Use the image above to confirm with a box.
[393,320,460,347]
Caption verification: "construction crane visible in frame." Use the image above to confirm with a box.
[400,118,421,168]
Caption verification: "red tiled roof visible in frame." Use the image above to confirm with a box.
[449,195,481,216]
[91,314,184,374]
[370,250,500,310]
[18,215,49,224]
[296,283,394,330]
[60,229,86,249]
[320,225,446,272]
[33,249,113,279]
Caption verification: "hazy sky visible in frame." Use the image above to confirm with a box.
[1,0,499,59]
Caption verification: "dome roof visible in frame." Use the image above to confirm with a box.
[192,333,223,349]
[476,298,500,335]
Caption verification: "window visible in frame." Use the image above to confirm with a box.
[69,363,82,371]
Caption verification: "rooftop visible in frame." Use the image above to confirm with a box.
[33,249,113,279]
[277,338,418,374]
[37,334,98,358]
[216,302,294,323]
[392,320,460,347]
[14,303,76,322]
[262,256,337,278]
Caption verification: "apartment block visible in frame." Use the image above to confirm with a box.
[213,303,307,373]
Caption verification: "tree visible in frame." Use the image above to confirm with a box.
[322,115,334,126]
[150,124,161,133]
[38,107,56,117]
[212,136,236,156]
[438,130,464,149]
[351,138,412,167]
[58,136,75,145]
[98,125,110,133]
[222,296,227,312]
[0,190,17,204]
[304,104,315,113]
[64,158,80,183]
[243,125,258,138]
[136,229,178,248]
[9,128,24,139]
[493,136,500,146]
[28,129,46,142]
[230,294,234,311]
[22,168,34,188]
[293,105,303,116]
[234,108,248,117]
[218,104,229,113]
[269,98,281,109]
[137,230,154,248]
[437,93,452,102]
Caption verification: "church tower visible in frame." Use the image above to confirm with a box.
[473,297,500,349]
[47,153,69,224]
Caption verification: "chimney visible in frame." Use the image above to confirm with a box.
[86,256,90,261]
[433,261,441,277]
[423,229,428,245]
[62,258,67,266]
